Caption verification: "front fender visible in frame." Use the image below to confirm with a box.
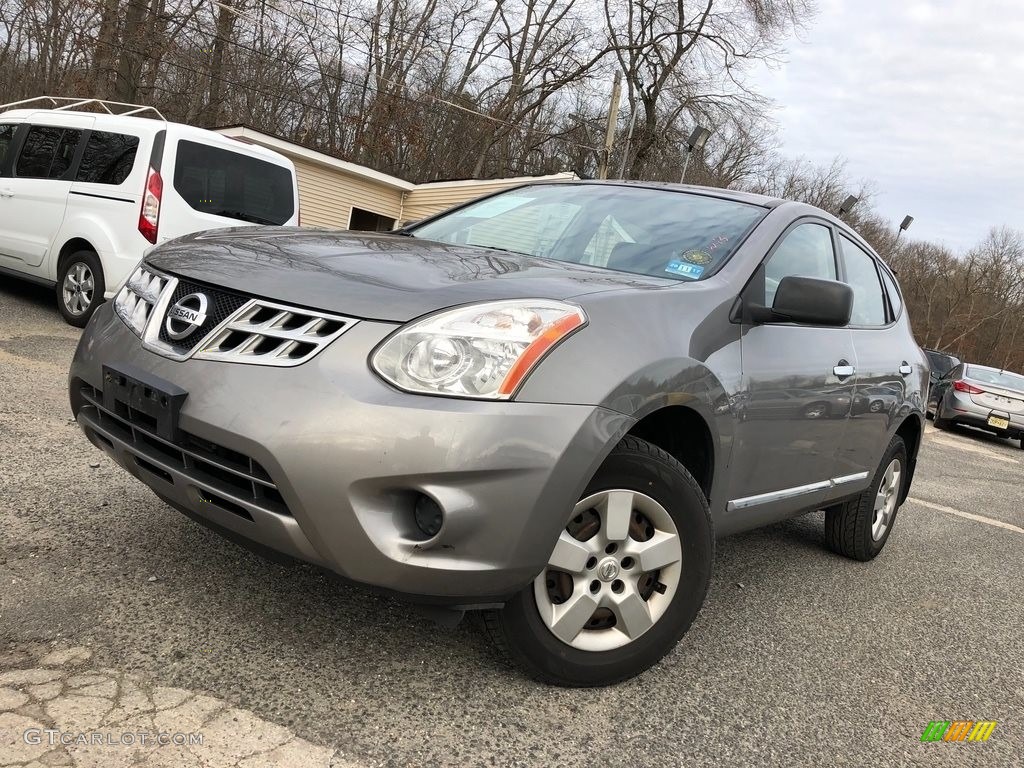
[516,288,743,518]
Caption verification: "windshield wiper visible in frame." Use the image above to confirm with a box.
[464,243,531,257]
[208,209,279,225]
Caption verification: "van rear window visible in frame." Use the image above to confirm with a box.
[172,140,294,225]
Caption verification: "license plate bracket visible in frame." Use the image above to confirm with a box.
[987,414,1010,430]
[102,363,188,441]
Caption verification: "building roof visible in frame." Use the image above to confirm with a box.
[215,125,579,192]
[216,125,416,191]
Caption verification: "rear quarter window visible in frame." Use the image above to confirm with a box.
[172,140,294,225]
[76,131,140,185]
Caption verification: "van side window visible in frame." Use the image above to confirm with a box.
[77,131,140,185]
[16,126,82,179]
[0,124,18,171]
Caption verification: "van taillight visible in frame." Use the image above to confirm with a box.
[953,380,985,395]
[138,168,162,243]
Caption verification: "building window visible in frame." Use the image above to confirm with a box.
[349,207,396,232]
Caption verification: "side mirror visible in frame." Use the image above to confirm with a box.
[748,276,853,327]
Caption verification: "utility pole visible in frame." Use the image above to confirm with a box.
[598,71,622,180]
[617,103,638,179]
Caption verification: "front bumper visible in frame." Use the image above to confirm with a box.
[70,304,632,604]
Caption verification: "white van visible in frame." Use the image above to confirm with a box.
[0,97,300,325]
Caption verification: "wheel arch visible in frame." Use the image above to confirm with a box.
[56,237,99,273]
[48,213,128,290]
[626,405,715,501]
[894,413,924,504]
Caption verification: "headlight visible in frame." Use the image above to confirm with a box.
[113,265,170,337]
[372,300,587,399]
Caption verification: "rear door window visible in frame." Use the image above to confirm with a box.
[16,125,82,179]
[839,234,887,326]
[172,140,294,224]
[76,131,139,185]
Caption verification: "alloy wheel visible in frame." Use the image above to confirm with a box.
[534,489,683,651]
[62,262,95,317]
[871,458,902,541]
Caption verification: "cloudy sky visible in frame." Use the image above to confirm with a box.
[749,0,1023,251]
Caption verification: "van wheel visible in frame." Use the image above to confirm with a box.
[485,436,714,687]
[57,250,105,327]
[824,435,907,561]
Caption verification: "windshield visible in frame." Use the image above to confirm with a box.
[172,140,295,225]
[409,184,766,282]
[966,366,1024,390]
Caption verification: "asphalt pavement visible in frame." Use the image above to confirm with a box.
[1,279,1022,767]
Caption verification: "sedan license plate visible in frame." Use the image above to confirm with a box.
[102,363,188,441]
[987,415,1010,430]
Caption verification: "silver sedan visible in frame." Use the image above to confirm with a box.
[929,363,1024,448]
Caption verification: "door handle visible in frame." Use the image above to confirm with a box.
[0,188,13,198]
[899,362,913,375]
[833,361,856,378]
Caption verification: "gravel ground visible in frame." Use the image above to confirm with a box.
[1,279,1022,767]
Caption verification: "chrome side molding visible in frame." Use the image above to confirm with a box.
[727,471,869,511]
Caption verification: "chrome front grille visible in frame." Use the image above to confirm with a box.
[114,265,357,366]
[114,266,169,335]
[195,300,353,366]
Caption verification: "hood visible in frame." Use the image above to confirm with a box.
[145,227,670,322]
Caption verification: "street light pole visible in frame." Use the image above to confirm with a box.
[680,152,693,184]
[679,125,710,183]
[838,195,859,218]
[896,215,914,241]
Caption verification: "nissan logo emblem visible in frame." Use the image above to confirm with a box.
[165,293,209,340]
[597,557,620,582]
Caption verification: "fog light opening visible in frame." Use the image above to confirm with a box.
[413,494,444,539]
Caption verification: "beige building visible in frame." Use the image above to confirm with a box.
[216,126,577,231]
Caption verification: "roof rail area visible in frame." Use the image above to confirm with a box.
[0,96,165,121]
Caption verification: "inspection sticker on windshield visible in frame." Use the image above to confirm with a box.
[665,260,704,279]
[680,248,712,265]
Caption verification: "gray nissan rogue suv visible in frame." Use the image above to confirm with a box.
[70,182,927,686]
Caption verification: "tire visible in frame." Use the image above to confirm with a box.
[485,436,714,687]
[824,436,907,561]
[56,250,105,327]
